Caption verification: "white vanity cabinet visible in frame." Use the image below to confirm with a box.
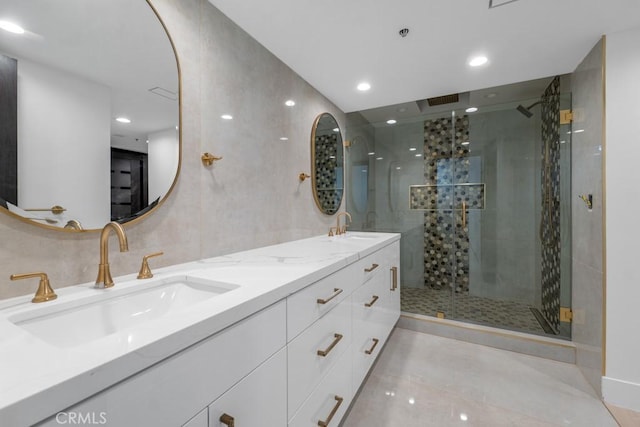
[39,301,287,427]
[287,239,400,426]
[22,234,400,427]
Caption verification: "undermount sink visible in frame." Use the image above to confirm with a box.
[8,275,239,348]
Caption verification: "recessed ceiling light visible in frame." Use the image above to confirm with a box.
[285,100,295,107]
[386,119,397,125]
[357,82,371,91]
[465,107,478,113]
[415,153,422,157]
[115,117,131,123]
[279,137,289,141]
[0,21,25,34]
[409,147,417,151]
[368,152,375,156]
[333,128,339,132]
[395,166,402,170]
[462,141,470,146]
[376,157,383,160]
[221,114,233,120]
[469,56,488,67]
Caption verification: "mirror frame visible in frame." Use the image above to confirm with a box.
[310,112,344,215]
[0,0,182,233]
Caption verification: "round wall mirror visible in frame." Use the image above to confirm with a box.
[0,0,180,231]
[311,113,344,215]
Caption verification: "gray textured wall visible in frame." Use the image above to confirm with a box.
[0,0,344,301]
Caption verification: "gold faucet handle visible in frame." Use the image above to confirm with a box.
[137,252,164,279]
[328,227,337,237]
[10,272,57,303]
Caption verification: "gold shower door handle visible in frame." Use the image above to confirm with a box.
[462,201,467,228]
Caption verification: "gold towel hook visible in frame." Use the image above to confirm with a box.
[201,152,223,166]
[299,173,310,182]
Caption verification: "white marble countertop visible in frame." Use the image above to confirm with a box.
[0,232,399,426]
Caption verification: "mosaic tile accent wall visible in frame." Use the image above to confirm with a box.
[420,116,472,292]
[540,76,562,332]
[314,134,342,214]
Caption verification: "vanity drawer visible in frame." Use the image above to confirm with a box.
[352,269,395,388]
[287,264,357,341]
[287,298,351,419]
[40,301,286,427]
[288,343,353,427]
[354,241,399,288]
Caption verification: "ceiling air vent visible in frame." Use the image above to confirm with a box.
[426,93,459,106]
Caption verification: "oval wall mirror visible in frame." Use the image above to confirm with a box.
[311,113,344,215]
[0,0,180,231]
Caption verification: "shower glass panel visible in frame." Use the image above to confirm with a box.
[345,76,572,340]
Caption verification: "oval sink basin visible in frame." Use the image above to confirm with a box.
[8,275,239,348]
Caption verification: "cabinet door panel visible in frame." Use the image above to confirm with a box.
[209,348,287,427]
[288,346,352,427]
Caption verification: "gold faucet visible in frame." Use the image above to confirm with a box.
[336,211,352,235]
[137,252,164,279]
[96,222,129,288]
[10,272,57,303]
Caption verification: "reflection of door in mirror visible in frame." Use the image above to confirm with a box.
[111,149,148,222]
[0,54,17,206]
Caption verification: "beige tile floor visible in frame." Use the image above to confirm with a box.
[343,328,626,426]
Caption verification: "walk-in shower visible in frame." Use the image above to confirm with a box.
[345,75,572,339]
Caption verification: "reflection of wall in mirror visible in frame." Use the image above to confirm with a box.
[148,127,179,203]
[17,57,111,229]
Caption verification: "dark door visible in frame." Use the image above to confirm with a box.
[111,148,148,221]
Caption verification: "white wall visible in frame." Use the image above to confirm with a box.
[148,127,179,202]
[17,59,111,229]
[604,26,640,411]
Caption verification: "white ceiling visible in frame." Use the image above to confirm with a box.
[0,0,178,143]
[207,0,640,113]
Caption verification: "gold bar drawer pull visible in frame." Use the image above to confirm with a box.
[364,295,379,307]
[390,266,398,291]
[317,333,343,357]
[365,338,380,355]
[318,395,344,427]
[220,413,235,427]
[317,288,343,305]
[364,263,379,272]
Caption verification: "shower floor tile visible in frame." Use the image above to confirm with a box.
[401,287,547,336]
